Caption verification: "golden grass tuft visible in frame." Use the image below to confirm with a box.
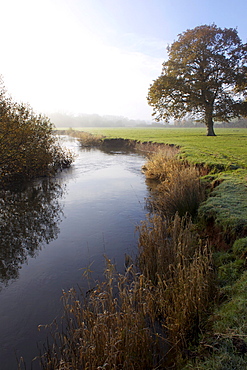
[144,150,205,218]
[68,129,104,147]
[142,148,183,182]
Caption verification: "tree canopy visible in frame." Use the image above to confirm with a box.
[147,25,247,136]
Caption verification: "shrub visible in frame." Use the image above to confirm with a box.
[0,78,74,186]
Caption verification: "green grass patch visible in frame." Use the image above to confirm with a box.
[184,271,247,369]
[198,174,247,241]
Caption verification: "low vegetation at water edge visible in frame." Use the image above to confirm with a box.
[0,79,74,187]
[36,213,215,370]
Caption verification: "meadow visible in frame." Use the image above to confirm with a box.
[83,127,247,171]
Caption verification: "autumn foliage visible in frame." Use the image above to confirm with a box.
[148,25,247,136]
[0,78,73,186]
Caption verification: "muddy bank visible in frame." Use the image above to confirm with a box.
[101,137,179,152]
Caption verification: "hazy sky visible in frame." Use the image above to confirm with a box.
[1,0,247,120]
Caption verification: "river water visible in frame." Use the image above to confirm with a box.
[0,136,149,369]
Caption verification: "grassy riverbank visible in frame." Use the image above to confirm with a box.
[90,127,247,369]
[81,127,247,241]
[42,127,247,368]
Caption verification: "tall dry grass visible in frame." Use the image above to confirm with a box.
[142,148,183,182]
[67,129,104,147]
[38,258,168,370]
[37,215,215,369]
[138,213,215,356]
[143,150,205,218]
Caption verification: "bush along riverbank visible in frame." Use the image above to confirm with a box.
[35,132,247,369]
[0,81,74,188]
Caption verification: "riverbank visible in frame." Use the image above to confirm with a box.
[44,128,247,368]
[97,128,247,369]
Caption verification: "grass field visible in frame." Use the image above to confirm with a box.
[78,127,247,171]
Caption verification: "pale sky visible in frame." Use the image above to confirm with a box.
[1,0,247,121]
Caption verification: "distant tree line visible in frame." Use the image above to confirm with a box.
[48,112,152,128]
[173,118,247,128]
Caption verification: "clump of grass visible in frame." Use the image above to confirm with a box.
[232,237,247,258]
[67,129,104,147]
[138,213,216,360]
[142,149,184,181]
[144,150,206,218]
[135,141,179,156]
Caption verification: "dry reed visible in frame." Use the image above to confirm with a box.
[144,150,205,218]
[68,129,103,147]
[38,215,215,369]
[138,213,215,360]
[38,258,168,369]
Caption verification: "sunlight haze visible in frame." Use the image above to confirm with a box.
[1,0,247,121]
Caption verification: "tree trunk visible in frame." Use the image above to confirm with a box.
[206,122,216,136]
[205,108,216,136]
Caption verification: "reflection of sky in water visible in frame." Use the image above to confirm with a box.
[0,136,149,370]
[66,164,143,203]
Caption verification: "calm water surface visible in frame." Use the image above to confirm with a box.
[0,137,149,369]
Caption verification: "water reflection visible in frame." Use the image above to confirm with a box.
[0,179,64,287]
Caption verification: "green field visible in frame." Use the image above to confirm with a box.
[82,127,247,171]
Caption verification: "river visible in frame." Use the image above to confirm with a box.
[0,136,149,369]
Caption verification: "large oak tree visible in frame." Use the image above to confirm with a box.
[147,25,247,136]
